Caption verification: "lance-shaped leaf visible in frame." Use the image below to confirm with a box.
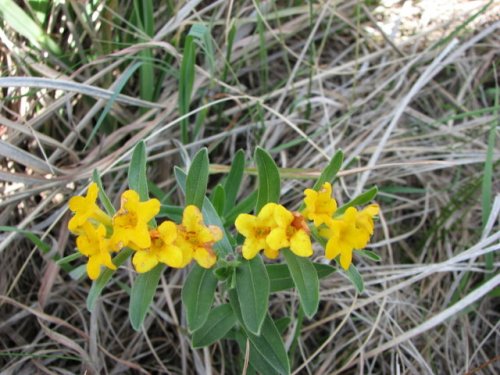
[283,250,319,318]
[182,264,218,331]
[313,149,343,189]
[229,290,290,374]
[191,304,237,348]
[235,256,270,335]
[129,263,164,331]
[128,141,148,200]
[186,148,209,209]
[175,167,233,258]
[254,147,280,213]
[267,263,335,292]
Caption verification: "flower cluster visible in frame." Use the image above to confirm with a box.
[68,183,222,279]
[236,182,379,270]
[235,203,313,260]
[303,182,379,270]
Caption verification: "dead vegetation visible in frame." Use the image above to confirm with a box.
[0,0,499,374]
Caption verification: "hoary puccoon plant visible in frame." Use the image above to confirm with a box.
[66,142,380,374]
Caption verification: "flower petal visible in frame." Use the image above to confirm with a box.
[263,246,279,259]
[130,225,152,249]
[266,227,288,250]
[325,237,341,260]
[183,205,203,232]
[87,255,102,280]
[241,239,262,260]
[339,249,352,270]
[157,245,184,268]
[68,196,86,212]
[273,205,294,227]
[158,221,177,244]
[132,250,159,273]
[193,247,217,269]
[139,199,161,222]
[290,230,313,257]
[235,214,257,237]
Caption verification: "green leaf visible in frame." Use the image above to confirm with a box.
[223,149,245,211]
[267,263,335,292]
[313,150,344,189]
[158,204,183,222]
[232,330,280,375]
[224,190,258,224]
[55,252,82,266]
[235,256,270,335]
[254,147,281,213]
[92,170,115,215]
[179,35,196,144]
[211,184,225,216]
[274,317,291,335]
[229,290,290,374]
[191,304,237,348]
[182,264,218,332]
[129,264,163,331]
[282,250,319,319]
[222,21,237,83]
[175,167,234,257]
[357,249,381,262]
[69,264,86,280]
[186,148,209,209]
[128,141,149,200]
[87,248,133,311]
[336,186,378,216]
[0,0,61,55]
[345,264,364,293]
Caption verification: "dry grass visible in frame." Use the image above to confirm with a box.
[0,0,499,374]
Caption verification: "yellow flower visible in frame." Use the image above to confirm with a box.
[76,222,116,280]
[303,182,337,227]
[266,209,313,257]
[175,205,222,268]
[68,182,112,233]
[110,190,160,250]
[320,205,379,270]
[131,221,185,273]
[356,204,379,237]
[235,203,284,259]
[236,203,313,259]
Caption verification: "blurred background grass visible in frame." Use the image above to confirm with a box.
[0,0,499,374]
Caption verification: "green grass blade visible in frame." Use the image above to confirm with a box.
[0,0,61,55]
[482,77,497,272]
[84,62,142,149]
[179,35,196,144]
